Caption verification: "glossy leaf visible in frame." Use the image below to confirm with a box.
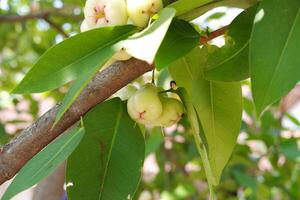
[12,25,136,93]
[176,87,217,185]
[178,0,257,21]
[0,123,10,145]
[279,139,300,160]
[55,57,117,124]
[167,0,213,16]
[204,5,257,82]
[66,98,145,200]
[169,47,243,184]
[1,127,84,200]
[155,19,200,70]
[250,0,300,115]
[122,8,175,63]
[145,127,164,156]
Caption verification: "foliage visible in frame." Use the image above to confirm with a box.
[1,0,300,199]
[1,127,84,200]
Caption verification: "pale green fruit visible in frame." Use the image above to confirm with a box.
[115,84,138,100]
[112,48,132,61]
[127,84,163,124]
[153,97,184,127]
[126,0,163,27]
[84,0,128,28]
[80,19,90,32]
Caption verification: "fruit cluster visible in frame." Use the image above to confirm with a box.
[81,0,163,62]
[81,0,163,31]
[127,84,185,127]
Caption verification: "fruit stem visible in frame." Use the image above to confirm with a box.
[151,69,155,84]
[159,88,175,94]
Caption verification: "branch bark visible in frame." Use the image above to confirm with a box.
[0,25,228,185]
[0,58,152,185]
[0,9,81,23]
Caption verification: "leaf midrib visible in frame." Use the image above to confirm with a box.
[260,7,300,110]
[183,57,194,81]
[5,128,82,199]
[205,40,249,71]
[98,103,123,200]
[183,57,218,178]
[208,81,217,174]
[23,30,135,87]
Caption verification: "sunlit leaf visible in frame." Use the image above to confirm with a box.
[12,25,136,93]
[66,98,145,200]
[1,127,84,200]
[169,47,242,184]
[155,19,200,70]
[122,8,175,63]
[250,0,300,115]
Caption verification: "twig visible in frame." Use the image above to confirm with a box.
[0,25,228,185]
[0,58,152,185]
[43,17,69,38]
[200,25,228,44]
[0,9,81,23]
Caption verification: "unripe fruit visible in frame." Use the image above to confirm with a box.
[127,84,163,124]
[84,0,128,28]
[126,0,163,27]
[153,97,184,127]
[80,19,90,32]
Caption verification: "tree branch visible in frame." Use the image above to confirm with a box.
[43,17,69,38]
[0,9,81,23]
[0,58,152,185]
[200,25,228,44]
[0,26,227,185]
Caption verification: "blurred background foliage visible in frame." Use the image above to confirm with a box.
[0,0,300,200]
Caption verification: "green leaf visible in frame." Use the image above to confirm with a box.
[155,19,200,70]
[176,87,216,185]
[66,98,145,200]
[12,25,137,94]
[145,127,164,156]
[1,127,84,200]
[250,0,300,115]
[169,47,243,184]
[167,0,213,16]
[178,0,257,21]
[204,5,257,82]
[232,170,257,191]
[279,139,300,160]
[55,54,117,123]
[0,123,10,145]
[122,8,175,63]
[285,113,300,126]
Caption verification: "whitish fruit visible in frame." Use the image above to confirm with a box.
[153,97,184,127]
[80,19,90,32]
[84,0,128,28]
[127,83,163,124]
[126,0,163,27]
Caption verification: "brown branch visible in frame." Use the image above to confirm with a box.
[43,17,69,38]
[0,58,153,185]
[0,9,81,23]
[200,25,229,44]
[0,26,227,185]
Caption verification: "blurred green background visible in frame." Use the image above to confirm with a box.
[0,1,300,199]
